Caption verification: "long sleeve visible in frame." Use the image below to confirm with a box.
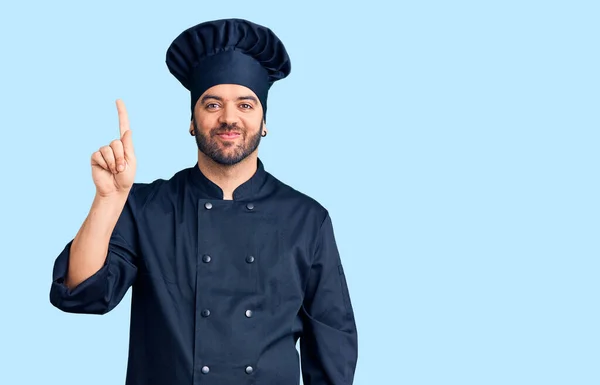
[300,213,358,385]
[49,188,140,315]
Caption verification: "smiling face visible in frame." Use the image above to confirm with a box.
[191,84,265,166]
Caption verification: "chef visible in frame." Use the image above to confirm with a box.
[50,18,358,384]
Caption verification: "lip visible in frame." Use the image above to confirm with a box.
[217,132,241,140]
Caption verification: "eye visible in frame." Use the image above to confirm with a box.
[240,103,253,109]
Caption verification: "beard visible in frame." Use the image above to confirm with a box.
[193,119,263,166]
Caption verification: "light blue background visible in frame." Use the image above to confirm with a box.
[0,0,598,384]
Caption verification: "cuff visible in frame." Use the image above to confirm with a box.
[49,241,112,314]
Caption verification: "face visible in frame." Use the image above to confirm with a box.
[191,84,265,166]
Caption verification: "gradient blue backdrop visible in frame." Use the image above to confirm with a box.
[0,1,598,384]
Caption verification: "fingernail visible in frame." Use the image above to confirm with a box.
[118,164,124,171]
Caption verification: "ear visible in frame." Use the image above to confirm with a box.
[189,120,195,136]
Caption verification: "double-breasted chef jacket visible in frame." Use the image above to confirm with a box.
[50,158,358,384]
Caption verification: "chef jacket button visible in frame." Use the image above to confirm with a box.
[246,255,255,263]
[201,309,211,317]
[202,366,210,374]
[204,202,213,209]
[202,254,211,263]
[245,365,254,374]
[245,309,253,318]
[246,202,254,210]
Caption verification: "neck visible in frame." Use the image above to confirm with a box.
[196,151,259,200]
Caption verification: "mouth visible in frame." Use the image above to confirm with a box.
[216,132,241,140]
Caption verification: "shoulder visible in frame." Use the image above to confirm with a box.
[126,167,191,210]
[266,171,330,225]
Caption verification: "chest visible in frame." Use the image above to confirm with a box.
[135,198,312,303]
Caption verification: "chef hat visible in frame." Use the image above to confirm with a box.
[165,18,291,120]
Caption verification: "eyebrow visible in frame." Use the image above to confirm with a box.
[200,94,259,104]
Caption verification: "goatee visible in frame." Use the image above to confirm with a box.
[194,120,263,166]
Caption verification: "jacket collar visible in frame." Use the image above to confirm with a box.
[188,157,268,201]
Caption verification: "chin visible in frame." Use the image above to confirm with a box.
[207,151,249,166]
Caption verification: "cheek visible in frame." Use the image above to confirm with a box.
[194,118,213,134]
[193,110,215,128]
[245,119,262,133]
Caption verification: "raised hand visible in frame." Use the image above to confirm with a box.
[91,99,137,198]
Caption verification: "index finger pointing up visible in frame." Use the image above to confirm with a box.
[116,99,130,138]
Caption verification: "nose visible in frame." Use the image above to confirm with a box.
[218,103,239,126]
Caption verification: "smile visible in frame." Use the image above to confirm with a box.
[217,132,241,140]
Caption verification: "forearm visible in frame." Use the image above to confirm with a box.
[65,192,129,289]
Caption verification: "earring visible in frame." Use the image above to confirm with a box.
[190,129,195,136]
[261,131,267,137]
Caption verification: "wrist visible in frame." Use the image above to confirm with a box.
[94,190,130,207]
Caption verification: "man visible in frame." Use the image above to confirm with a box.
[49,18,358,385]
